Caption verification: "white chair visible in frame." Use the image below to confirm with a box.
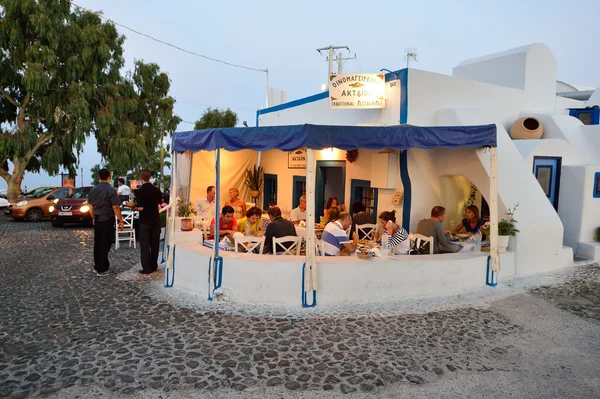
[408,233,434,255]
[235,236,265,254]
[356,223,377,240]
[273,236,302,255]
[116,212,136,249]
[315,239,323,256]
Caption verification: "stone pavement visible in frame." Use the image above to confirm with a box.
[0,217,599,398]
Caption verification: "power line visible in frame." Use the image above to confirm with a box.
[64,0,267,73]
[176,99,257,112]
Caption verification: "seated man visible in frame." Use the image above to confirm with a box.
[322,212,358,256]
[196,185,216,221]
[290,195,307,225]
[416,206,460,254]
[208,205,239,239]
[263,206,297,254]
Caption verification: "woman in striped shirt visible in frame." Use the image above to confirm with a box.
[377,210,408,253]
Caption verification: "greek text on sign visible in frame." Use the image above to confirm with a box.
[329,74,385,109]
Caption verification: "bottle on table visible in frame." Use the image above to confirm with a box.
[245,223,251,237]
[381,232,389,258]
[474,231,482,252]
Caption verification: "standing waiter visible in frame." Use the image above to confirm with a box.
[127,170,162,274]
[87,168,124,276]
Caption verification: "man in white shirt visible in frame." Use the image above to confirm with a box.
[290,195,307,225]
[321,212,358,256]
[196,185,216,220]
[117,178,131,196]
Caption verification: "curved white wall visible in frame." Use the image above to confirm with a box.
[514,139,582,167]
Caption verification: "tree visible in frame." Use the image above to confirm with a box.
[194,108,238,130]
[0,1,180,200]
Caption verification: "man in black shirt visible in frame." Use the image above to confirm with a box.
[263,206,297,254]
[128,170,162,274]
[87,168,124,276]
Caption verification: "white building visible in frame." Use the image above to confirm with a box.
[172,43,600,307]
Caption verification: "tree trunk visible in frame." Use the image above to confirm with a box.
[3,159,26,201]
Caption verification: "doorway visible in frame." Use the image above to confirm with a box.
[263,174,278,210]
[533,156,562,211]
[316,161,346,220]
[350,179,378,223]
[292,176,306,208]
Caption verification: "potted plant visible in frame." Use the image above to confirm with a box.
[177,199,196,231]
[482,204,519,252]
[244,165,264,199]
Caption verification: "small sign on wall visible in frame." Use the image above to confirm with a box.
[391,191,404,205]
[288,148,307,169]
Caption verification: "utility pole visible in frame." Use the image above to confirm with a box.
[317,45,351,80]
[335,52,357,75]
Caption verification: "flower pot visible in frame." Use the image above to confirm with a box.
[250,190,260,199]
[498,235,509,252]
[180,218,193,231]
[510,117,544,140]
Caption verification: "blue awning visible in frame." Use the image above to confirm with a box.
[173,124,497,152]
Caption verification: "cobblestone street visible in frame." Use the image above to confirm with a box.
[1,217,599,398]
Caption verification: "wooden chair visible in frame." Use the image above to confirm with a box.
[234,236,265,254]
[115,212,136,249]
[408,233,434,255]
[356,223,377,240]
[272,236,302,255]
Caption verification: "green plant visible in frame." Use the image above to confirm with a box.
[177,199,195,218]
[481,203,520,236]
[244,165,264,191]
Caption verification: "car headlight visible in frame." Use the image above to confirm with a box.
[80,205,90,213]
[16,200,28,206]
[53,199,59,204]
[49,205,55,213]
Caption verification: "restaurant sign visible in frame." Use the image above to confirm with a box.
[288,148,307,169]
[329,73,386,109]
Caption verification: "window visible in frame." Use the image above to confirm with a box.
[53,189,70,199]
[594,172,600,198]
[569,108,600,125]
[360,187,376,216]
[263,174,278,209]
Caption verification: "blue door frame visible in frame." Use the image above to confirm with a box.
[533,156,561,211]
[263,174,278,210]
[315,160,346,221]
[350,179,379,223]
[292,176,306,208]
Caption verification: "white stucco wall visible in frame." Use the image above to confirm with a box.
[435,108,572,276]
[453,43,557,113]
[513,139,583,168]
[173,243,516,306]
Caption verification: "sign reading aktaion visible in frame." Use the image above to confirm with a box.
[329,74,385,109]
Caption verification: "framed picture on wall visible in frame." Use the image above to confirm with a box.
[288,148,307,169]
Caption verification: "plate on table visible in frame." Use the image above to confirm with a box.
[455,233,471,239]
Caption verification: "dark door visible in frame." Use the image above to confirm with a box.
[350,179,378,223]
[315,161,346,221]
[533,156,562,211]
[263,174,277,210]
[292,176,306,209]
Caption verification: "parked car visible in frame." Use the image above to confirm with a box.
[4,187,74,222]
[49,186,93,227]
[0,196,8,210]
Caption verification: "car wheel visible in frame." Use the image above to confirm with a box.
[51,220,64,227]
[26,208,43,222]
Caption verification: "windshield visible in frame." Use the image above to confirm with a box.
[25,187,52,197]
[26,188,54,199]
[69,188,91,199]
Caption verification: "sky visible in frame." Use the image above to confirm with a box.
[2,0,599,193]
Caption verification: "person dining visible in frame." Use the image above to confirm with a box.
[351,200,373,239]
[452,205,485,235]
[416,206,460,254]
[326,207,340,225]
[238,206,263,235]
[322,212,358,256]
[263,206,297,254]
[290,195,306,225]
[323,196,344,219]
[376,210,408,253]
[208,205,239,239]
[196,185,216,220]
[225,188,247,221]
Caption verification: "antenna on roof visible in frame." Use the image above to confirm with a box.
[404,48,419,69]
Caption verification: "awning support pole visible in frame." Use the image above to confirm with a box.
[302,148,317,307]
[164,151,178,288]
[489,147,500,275]
[208,149,223,300]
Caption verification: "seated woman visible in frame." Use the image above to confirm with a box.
[351,200,373,239]
[326,207,340,224]
[225,188,247,221]
[238,206,263,235]
[323,196,345,219]
[452,205,485,235]
[377,210,409,254]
